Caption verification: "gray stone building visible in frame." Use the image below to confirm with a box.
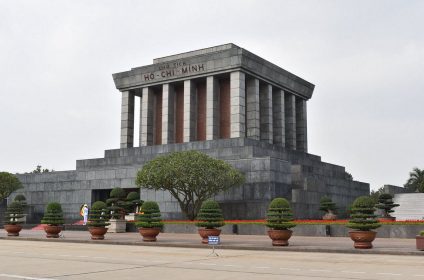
[14,44,369,222]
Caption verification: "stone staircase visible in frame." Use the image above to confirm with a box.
[392,193,424,220]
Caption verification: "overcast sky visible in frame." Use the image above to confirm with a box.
[1,0,423,191]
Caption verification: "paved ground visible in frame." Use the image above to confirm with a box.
[0,239,423,280]
[0,229,422,256]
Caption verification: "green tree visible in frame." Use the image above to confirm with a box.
[369,186,384,204]
[0,172,23,201]
[404,167,424,192]
[135,151,245,220]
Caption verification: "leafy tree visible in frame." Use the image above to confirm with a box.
[135,151,245,220]
[375,193,399,218]
[87,201,110,227]
[195,200,225,229]
[319,196,337,213]
[369,186,384,204]
[0,172,23,201]
[32,165,54,173]
[266,198,296,230]
[135,201,163,229]
[404,167,424,192]
[106,187,126,219]
[347,196,380,231]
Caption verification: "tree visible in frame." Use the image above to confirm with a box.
[0,172,23,201]
[375,193,399,219]
[404,167,424,192]
[369,186,384,204]
[32,165,54,173]
[135,151,245,220]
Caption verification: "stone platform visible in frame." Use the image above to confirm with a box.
[14,138,368,222]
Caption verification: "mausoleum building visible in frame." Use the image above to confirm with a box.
[14,44,369,222]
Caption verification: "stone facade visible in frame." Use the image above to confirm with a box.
[12,44,369,222]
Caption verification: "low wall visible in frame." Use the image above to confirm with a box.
[128,224,423,239]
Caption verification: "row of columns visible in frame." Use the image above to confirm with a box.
[120,71,308,152]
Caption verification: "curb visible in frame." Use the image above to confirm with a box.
[1,236,423,256]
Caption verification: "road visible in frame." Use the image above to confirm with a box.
[0,240,423,280]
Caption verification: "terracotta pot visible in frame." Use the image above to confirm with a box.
[4,224,23,237]
[416,235,424,251]
[198,228,222,244]
[267,229,293,246]
[138,227,160,242]
[88,227,108,240]
[323,210,337,220]
[349,231,377,249]
[44,225,62,238]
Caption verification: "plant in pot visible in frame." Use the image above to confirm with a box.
[346,196,381,249]
[195,200,225,244]
[106,187,127,233]
[13,194,28,223]
[41,202,65,238]
[135,201,163,242]
[266,198,296,246]
[375,193,399,222]
[14,194,27,208]
[3,201,25,236]
[123,191,143,220]
[417,231,424,251]
[87,201,110,240]
[319,196,337,220]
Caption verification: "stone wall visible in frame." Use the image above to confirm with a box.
[15,138,369,222]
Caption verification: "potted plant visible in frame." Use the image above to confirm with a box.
[319,196,337,220]
[3,201,25,236]
[106,187,127,233]
[195,200,225,244]
[135,201,163,242]
[375,193,399,222]
[124,191,143,221]
[41,202,64,238]
[347,196,381,249]
[87,201,110,240]
[266,197,296,246]
[13,194,27,223]
[417,231,424,251]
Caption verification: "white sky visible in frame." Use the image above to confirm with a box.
[0,0,423,191]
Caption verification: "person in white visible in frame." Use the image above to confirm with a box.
[83,204,89,225]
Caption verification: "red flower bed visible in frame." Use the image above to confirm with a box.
[159,219,424,225]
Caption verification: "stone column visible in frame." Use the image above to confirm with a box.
[183,80,196,142]
[260,83,273,144]
[120,90,135,148]
[296,97,308,152]
[246,78,260,140]
[272,89,285,147]
[140,87,154,146]
[285,93,296,150]
[230,71,246,138]
[162,83,175,144]
[206,76,219,140]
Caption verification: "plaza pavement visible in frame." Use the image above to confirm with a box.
[0,229,422,256]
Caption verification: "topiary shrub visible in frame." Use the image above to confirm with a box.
[13,194,27,208]
[106,187,127,219]
[266,198,296,230]
[420,231,424,236]
[319,196,337,213]
[4,201,24,225]
[347,196,380,231]
[375,193,399,218]
[135,201,163,229]
[124,191,143,214]
[195,200,225,229]
[87,201,110,228]
[41,202,64,226]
